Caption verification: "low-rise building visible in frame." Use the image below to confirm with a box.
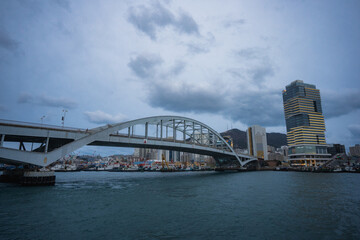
[349,144,360,157]
[327,144,346,156]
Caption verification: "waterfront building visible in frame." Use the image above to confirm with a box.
[234,148,248,155]
[282,80,331,166]
[246,125,268,160]
[327,144,346,156]
[268,152,284,161]
[281,145,289,162]
[133,148,158,160]
[133,148,140,158]
[222,136,234,148]
[267,145,276,154]
[349,144,360,157]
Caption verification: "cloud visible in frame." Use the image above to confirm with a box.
[233,48,275,83]
[148,82,227,113]
[0,104,7,112]
[227,68,244,79]
[55,21,71,35]
[128,54,163,79]
[236,48,265,59]
[225,91,284,126]
[39,95,77,109]
[84,110,128,124]
[224,19,246,28]
[322,90,360,118]
[127,49,282,127]
[184,32,214,54]
[128,54,185,79]
[54,0,71,12]
[167,61,186,76]
[17,93,77,109]
[176,11,199,35]
[148,81,284,126]
[186,43,209,54]
[128,1,199,40]
[17,93,34,104]
[348,124,360,138]
[248,65,274,83]
[0,27,19,52]
[143,65,283,126]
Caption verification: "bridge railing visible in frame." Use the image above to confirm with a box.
[0,119,86,132]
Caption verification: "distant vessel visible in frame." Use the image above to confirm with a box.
[50,164,64,171]
[65,164,77,171]
[124,165,139,171]
[104,165,114,171]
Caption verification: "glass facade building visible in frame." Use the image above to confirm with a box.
[282,80,330,166]
[246,125,268,160]
[283,80,326,145]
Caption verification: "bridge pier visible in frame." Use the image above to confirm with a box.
[0,168,55,186]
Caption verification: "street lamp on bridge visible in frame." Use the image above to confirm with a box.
[62,109,68,127]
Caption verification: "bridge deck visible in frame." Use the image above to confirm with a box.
[0,117,256,167]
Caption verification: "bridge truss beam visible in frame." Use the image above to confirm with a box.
[0,116,256,167]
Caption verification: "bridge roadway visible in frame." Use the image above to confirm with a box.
[0,116,256,167]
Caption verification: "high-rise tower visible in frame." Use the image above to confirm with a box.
[282,80,330,166]
[246,125,268,160]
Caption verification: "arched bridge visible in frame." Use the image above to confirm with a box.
[0,116,256,167]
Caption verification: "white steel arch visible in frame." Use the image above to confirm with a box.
[0,116,253,167]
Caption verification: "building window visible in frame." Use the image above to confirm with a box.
[313,101,318,112]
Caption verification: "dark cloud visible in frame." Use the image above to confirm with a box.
[128,2,199,40]
[234,48,275,83]
[17,93,34,104]
[176,12,199,35]
[147,81,284,127]
[0,28,19,52]
[323,90,360,118]
[168,61,186,76]
[128,54,163,79]
[248,65,274,83]
[148,83,227,113]
[128,50,282,127]
[225,91,284,126]
[348,124,360,139]
[17,93,77,109]
[0,104,7,112]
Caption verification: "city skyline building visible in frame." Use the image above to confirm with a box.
[327,144,346,156]
[246,125,268,160]
[349,144,360,157]
[282,80,331,166]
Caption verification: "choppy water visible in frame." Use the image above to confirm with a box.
[0,171,359,240]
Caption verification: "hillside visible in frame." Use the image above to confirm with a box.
[221,129,287,149]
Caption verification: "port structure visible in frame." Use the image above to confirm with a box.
[0,116,256,167]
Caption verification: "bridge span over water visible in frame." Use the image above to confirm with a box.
[0,116,256,167]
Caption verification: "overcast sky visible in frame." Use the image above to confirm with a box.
[0,0,359,155]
